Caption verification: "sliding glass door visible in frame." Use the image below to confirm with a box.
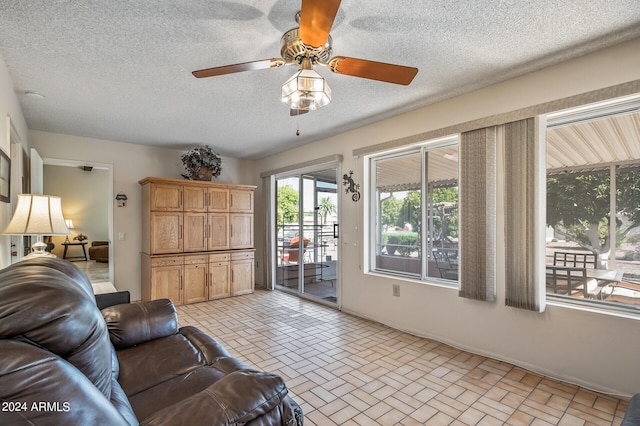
[274,167,338,304]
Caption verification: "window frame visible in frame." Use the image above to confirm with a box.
[543,93,640,315]
[367,135,460,285]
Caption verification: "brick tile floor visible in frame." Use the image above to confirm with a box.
[176,290,628,425]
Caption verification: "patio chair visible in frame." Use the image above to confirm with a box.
[553,251,598,268]
[433,249,458,280]
[287,236,309,264]
[600,281,640,305]
[546,265,599,298]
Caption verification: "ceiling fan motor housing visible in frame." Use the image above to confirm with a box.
[281,28,333,65]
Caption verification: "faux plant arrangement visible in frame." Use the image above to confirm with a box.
[181,145,222,181]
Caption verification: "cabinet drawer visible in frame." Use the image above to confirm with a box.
[184,255,208,264]
[231,251,255,261]
[151,257,184,267]
[209,253,231,262]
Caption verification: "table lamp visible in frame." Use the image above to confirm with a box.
[64,219,75,243]
[2,194,70,259]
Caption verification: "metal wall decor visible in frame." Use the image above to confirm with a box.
[342,170,360,202]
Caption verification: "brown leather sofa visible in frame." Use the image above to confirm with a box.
[0,258,304,425]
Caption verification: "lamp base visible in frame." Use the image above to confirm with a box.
[24,241,57,260]
[23,251,58,260]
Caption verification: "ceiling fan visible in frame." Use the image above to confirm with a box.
[192,0,418,116]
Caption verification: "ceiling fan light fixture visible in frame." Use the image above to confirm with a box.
[281,68,332,111]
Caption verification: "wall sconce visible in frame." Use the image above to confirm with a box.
[115,192,128,207]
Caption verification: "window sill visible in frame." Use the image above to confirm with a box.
[366,270,459,290]
[546,295,640,320]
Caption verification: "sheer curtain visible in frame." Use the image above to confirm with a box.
[504,117,546,311]
[459,127,497,302]
[262,176,274,290]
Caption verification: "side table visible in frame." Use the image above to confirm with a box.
[62,241,88,261]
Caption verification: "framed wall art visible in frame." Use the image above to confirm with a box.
[0,147,10,203]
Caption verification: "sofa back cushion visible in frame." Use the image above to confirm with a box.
[102,299,179,350]
[0,258,113,399]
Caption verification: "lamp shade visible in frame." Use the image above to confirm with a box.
[2,194,70,236]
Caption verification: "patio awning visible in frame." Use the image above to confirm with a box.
[374,107,640,191]
[375,145,459,192]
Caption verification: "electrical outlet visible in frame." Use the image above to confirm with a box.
[392,284,400,297]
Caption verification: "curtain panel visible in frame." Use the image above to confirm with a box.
[504,117,547,311]
[459,127,497,302]
[262,176,274,290]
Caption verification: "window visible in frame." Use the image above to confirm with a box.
[369,136,459,283]
[545,94,640,310]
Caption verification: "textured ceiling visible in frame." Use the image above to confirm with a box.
[1,1,639,160]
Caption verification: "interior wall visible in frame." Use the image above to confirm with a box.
[0,54,30,268]
[29,131,251,300]
[29,131,253,299]
[251,38,640,397]
[43,165,109,258]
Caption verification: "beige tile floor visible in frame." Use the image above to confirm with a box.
[176,290,629,425]
[73,259,110,282]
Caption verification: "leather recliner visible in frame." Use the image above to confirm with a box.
[0,257,304,425]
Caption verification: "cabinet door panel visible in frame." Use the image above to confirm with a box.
[209,262,230,300]
[184,263,208,304]
[151,184,182,211]
[231,260,254,296]
[151,212,183,254]
[184,213,207,252]
[183,187,207,212]
[208,188,229,212]
[229,190,253,213]
[151,265,183,305]
[230,214,253,249]
[208,213,230,250]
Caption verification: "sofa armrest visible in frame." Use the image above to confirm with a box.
[96,291,130,310]
[139,370,288,426]
[102,299,178,349]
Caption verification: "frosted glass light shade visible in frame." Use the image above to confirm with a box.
[281,68,332,111]
[65,219,75,229]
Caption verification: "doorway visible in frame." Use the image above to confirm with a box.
[42,158,114,284]
[274,167,339,304]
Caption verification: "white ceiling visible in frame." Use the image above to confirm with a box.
[1,1,639,160]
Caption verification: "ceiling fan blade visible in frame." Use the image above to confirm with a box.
[290,109,309,117]
[192,58,286,78]
[326,56,418,85]
[299,0,341,48]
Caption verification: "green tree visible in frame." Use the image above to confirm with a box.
[317,196,336,225]
[432,187,458,203]
[380,195,402,229]
[277,185,299,227]
[399,190,421,232]
[546,169,640,264]
[431,186,459,243]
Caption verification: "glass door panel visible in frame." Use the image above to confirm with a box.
[301,170,338,302]
[274,168,338,304]
[275,176,301,292]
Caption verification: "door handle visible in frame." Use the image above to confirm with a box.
[333,224,339,238]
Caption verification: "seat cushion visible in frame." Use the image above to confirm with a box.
[128,365,228,421]
[116,333,207,396]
